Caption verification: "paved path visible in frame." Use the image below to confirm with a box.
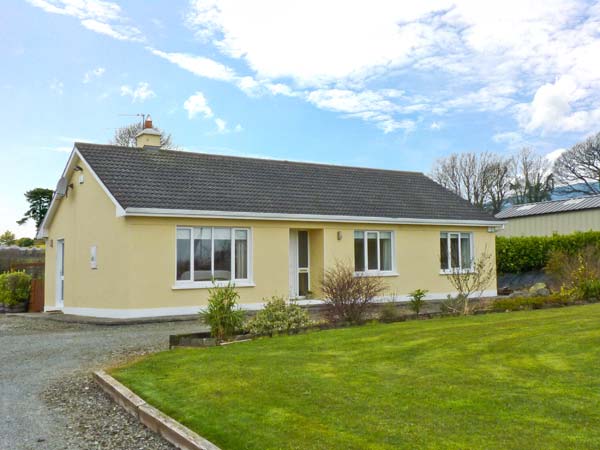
[0,314,206,450]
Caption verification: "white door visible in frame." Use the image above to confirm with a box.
[289,230,309,298]
[56,239,64,308]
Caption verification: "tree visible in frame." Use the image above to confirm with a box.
[17,188,54,229]
[0,230,16,246]
[553,131,600,195]
[510,148,554,204]
[15,237,35,247]
[431,152,512,213]
[110,122,174,149]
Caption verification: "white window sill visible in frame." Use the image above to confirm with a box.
[172,280,256,290]
[354,271,399,278]
[439,269,475,275]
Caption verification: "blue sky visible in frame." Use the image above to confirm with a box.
[2,0,599,237]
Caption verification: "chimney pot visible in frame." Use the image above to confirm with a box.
[144,115,153,129]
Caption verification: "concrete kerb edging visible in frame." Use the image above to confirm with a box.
[93,371,221,450]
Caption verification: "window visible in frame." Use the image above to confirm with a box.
[176,227,250,284]
[354,230,393,273]
[440,232,472,272]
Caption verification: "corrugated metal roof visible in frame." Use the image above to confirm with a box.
[496,194,600,219]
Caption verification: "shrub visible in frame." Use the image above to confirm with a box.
[199,283,245,342]
[246,296,312,336]
[496,231,600,273]
[320,261,385,324]
[546,244,600,301]
[492,294,571,312]
[408,289,428,315]
[0,271,32,306]
[378,302,399,323]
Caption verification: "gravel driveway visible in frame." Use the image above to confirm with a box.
[0,314,206,450]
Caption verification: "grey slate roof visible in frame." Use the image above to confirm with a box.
[496,194,600,219]
[75,142,498,222]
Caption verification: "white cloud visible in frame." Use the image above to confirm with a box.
[83,66,105,83]
[120,82,156,102]
[234,124,243,132]
[430,122,442,130]
[27,0,144,42]
[181,0,600,136]
[183,92,213,119]
[545,148,566,163]
[50,79,64,95]
[493,131,523,146]
[147,48,236,81]
[215,118,227,132]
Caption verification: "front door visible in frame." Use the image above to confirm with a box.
[56,239,64,308]
[289,230,310,298]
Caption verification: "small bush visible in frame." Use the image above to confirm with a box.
[320,261,386,324]
[408,289,428,315]
[492,294,571,312]
[378,302,399,323]
[546,244,600,301]
[0,271,31,307]
[199,283,245,342]
[246,296,312,336]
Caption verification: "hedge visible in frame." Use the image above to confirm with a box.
[496,231,600,273]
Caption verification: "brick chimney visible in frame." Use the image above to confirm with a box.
[135,115,161,148]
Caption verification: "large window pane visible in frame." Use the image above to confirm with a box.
[354,231,365,272]
[298,231,309,268]
[461,234,471,269]
[379,232,392,271]
[440,233,449,270]
[176,229,191,281]
[213,228,231,280]
[234,230,248,279]
[367,232,378,270]
[450,234,460,268]
[193,228,212,281]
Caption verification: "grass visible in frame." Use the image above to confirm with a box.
[112,304,600,449]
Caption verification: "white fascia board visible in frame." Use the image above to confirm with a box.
[123,207,505,227]
[36,146,126,239]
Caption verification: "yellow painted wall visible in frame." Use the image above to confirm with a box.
[498,210,600,237]
[44,156,131,310]
[45,158,497,315]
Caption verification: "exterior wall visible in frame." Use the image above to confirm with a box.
[498,209,600,237]
[44,156,131,311]
[44,160,497,318]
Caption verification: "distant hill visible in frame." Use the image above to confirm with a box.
[499,182,600,211]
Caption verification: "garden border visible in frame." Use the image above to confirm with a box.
[93,370,221,450]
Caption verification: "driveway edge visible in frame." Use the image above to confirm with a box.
[93,371,221,450]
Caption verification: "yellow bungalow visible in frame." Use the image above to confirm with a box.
[38,119,501,318]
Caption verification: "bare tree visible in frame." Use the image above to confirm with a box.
[442,252,495,315]
[554,131,600,195]
[110,122,175,149]
[431,152,511,213]
[510,148,554,204]
[485,155,512,214]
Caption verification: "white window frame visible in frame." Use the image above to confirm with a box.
[353,230,397,276]
[439,231,474,274]
[174,226,254,289]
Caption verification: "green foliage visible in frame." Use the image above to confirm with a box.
[15,237,35,248]
[496,231,600,273]
[246,296,312,336]
[0,230,16,246]
[0,271,32,306]
[17,188,54,229]
[199,283,244,342]
[378,302,399,323]
[546,244,600,301]
[408,289,428,315]
[492,294,571,312]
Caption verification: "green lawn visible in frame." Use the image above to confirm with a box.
[112,305,600,450]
